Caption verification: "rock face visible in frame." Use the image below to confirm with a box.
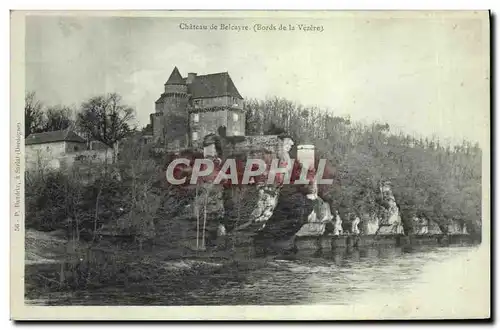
[361,213,380,235]
[376,181,404,235]
[333,211,343,235]
[217,223,226,236]
[351,216,361,234]
[197,183,225,242]
[307,196,334,223]
[256,185,315,240]
[295,223,326,237]
[232,185,280,232]
[218,133,294,236]
[167,183,225,251]
[447,219,468,234]
[296,196,333,237]
[197,184,225,219]
[411,217,442,235]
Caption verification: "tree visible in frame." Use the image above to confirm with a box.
[77,93,135,161]
[43,105,74,132]
[25,91,44,137]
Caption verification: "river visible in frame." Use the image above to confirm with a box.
[31,244,488,311]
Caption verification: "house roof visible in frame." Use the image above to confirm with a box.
[164,66,184,85]
[187,72,243,99]
[26,130,86,145]
[161,68,243,100]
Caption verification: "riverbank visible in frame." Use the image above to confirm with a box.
[26,244,486,307]
[25,228,481,304]
[25,252,275,303]
[24,229,271,302]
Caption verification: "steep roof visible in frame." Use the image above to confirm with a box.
[165,66,184,85]
[188,72,243,99]
[26,130,86,145]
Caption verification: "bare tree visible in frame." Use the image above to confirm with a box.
[25,91,44,137]
[77,93,135,162]
[43,105,74,132]
[117,136,160,251]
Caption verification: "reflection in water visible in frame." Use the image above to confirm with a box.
[41,245,478,306]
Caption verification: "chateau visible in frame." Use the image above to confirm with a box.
[150,67,245,150]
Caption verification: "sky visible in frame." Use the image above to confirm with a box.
[25,12,489,146]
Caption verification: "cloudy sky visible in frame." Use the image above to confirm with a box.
[25,12,489,146]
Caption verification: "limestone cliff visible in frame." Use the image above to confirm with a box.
[411,217,442,235]
[446,219,468,234]
[256,185,315,240]
[351,216,361,234]
[376,181,404,235]
[232,185,280,232]
[295,196,334,237]
[360,213,380,235]
[333,211,343,235]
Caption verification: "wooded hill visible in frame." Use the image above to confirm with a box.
[244,97,482,235]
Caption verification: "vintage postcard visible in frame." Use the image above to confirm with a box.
[10,10,490,320]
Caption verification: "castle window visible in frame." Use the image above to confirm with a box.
[193,113,199,123]
[74,146,79,152]
[233,112,239,122]
[192,131,198,141]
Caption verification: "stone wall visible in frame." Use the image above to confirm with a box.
[150,113,163,142]
[65,141,86,153]
[26,141,69,171]
[26,143,113,172]
[225,109,246,137]
[154,93,190,148]
[190,110,228,148]
[221,135,283,160]
[192,96,242,108]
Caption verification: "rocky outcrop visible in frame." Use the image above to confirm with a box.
[351,216,361,234]
[295,223,326,237]
[295,195,334,237]
[447,219,468,235]
[307,196,334,223]
[411,217,442,235]
[360,213,380,234]
[232,185,280,232]
[256,185,315,240]
[333,211,343,235]
[376,181,404,235]
[191,183,225,249]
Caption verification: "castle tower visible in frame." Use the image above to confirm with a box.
[149,67,245,151]
[153,67,190,150]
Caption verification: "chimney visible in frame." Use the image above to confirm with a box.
[297,144,315,170]
[297,144,317,196]
[187,72,197,84]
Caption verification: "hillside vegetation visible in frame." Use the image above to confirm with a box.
[25,96,482,239]
[245,97,482,234]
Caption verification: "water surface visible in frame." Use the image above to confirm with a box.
[33,245,482,306]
